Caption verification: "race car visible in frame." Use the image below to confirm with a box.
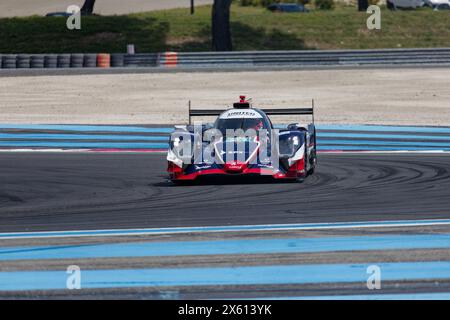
[167,96,317,182]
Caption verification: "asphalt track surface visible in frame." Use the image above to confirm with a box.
[1,153,450,233]
[1,64,450,78]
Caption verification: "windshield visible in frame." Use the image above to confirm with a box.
[215,118,266,135]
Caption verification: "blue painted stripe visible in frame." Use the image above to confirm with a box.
[1,124,450,151]
[1,234,450,261]
[0,141,168,149]
[1,134,449,146]
[254,292,450,300]
[3,136,449,147]
[1,218,450,239]
[318,139,450,147]
[318,132,450,141]
[318,145,450,151]
[0,133,169,141]
[0,124,173,134]
[2,132,450,142]
[1,262,450,291]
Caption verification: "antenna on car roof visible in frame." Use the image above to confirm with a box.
[188,100,191,125]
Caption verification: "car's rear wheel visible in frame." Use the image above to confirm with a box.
[307,128,317,176]
[296,138,308,182]
[308,150,317,176]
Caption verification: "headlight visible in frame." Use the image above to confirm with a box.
[170,133,193,159]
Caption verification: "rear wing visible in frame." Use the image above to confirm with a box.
[188,100,315,125]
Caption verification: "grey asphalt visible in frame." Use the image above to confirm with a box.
[1,64,450,78]
[1,153,449,233]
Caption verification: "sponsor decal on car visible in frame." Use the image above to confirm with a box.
[220,110,263,119]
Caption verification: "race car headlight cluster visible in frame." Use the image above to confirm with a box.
[172,137,181,148]
[170,131,208,164]
[292,136,299,146]
[278,133,304,159]
[170,133,193,159]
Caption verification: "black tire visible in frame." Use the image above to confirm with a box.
[30,55,45,68]
[2,55,17,69]
[70,54,84,68]
[124,54,159,67]
[303,133,309,177]
[2,63,16,69]
[307,166,315,176]
[44,55,58,68]
[57,54,71,68]
[111,53,124,67]
[17,54,31,68]
[308,149,316,175]
[17,63,30,68]
[307,127,317,176]
[124,54,139,67]
[83,54,97,68]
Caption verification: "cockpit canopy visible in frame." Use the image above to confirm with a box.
[214,108,271,134]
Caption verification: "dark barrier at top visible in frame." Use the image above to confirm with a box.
[1,48,450,69]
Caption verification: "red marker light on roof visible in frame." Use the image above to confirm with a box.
[233,96,251,109]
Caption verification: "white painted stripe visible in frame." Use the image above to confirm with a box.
[1,218,450,240]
